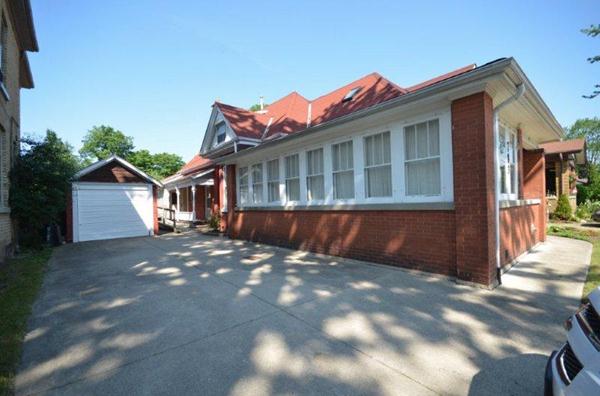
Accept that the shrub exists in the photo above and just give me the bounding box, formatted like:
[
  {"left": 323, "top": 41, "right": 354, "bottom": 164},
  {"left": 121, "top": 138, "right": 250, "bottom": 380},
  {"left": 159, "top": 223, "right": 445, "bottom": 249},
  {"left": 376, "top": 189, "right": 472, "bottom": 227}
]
[
  {"left": 553, "top": 194, "right": 573, "bottom": 221},
  {"left": 575, "top": 200, "right": 600, "bottom": 220},
  {"left": 208, "top": 213, "right": 221, "bottom": 231}
]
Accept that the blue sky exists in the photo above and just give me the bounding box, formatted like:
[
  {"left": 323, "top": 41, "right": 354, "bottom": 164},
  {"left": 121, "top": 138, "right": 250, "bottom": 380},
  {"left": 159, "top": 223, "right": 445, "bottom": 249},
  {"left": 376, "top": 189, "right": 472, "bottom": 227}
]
[{"left": 23, "top": 0, "right": 599, "bottom": 161}]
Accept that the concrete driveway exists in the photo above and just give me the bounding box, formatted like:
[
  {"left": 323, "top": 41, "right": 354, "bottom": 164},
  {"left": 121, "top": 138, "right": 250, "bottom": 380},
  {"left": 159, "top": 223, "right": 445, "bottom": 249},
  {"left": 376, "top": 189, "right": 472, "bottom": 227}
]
[{"left": 16, "top": 233, "right": 591, "bottom": 395}]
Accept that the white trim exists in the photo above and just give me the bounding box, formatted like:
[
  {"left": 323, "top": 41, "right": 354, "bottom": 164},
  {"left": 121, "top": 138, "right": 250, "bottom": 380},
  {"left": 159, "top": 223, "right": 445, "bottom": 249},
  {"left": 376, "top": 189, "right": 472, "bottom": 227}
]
[
  {"left": 74, "top": 155, "right": 163, "bottom": 187},
  {"left": 233, "top": 106, "right": 453, "bottom": 208}
]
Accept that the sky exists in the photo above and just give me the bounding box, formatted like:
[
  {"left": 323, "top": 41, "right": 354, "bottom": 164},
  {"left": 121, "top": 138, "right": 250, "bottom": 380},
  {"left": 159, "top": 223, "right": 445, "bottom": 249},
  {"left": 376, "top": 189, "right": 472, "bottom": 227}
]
[{"left": 22, "top": 0, "right": 600, "bottom": 162}]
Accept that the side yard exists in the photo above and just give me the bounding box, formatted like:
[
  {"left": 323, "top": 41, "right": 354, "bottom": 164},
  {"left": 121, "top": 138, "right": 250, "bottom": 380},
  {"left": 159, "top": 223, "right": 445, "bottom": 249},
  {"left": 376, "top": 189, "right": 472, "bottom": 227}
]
[
  {"left": 548, "top": 224, "right": 600, "bottom": 299},
  {"left": 0, "top": 249, "right": 52, "bottom": 395}
]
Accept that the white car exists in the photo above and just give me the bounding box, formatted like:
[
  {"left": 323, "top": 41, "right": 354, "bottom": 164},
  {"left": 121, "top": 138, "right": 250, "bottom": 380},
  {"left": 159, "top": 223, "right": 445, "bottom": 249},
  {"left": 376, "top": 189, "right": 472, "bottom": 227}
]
[{"left": 545, "top": 287, "right": 600, "bottom": 395}]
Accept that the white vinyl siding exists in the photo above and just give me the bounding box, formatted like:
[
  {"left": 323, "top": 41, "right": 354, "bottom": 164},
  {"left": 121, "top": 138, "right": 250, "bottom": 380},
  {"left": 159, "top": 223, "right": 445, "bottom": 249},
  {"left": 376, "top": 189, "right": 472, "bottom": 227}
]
[
  {"left": 306, "top": 148, "right": 324, "bottom": 201},
  {"left": 251, "top": 163, "right": 263, "bottom": 204},
  {"left": 332, "top": 141, "right": 354, "bottom": 200},
  {"left": 285, "top": 154, "right": 300, "bottom": 202},
  {"left": 267, "top": 159, "right": 280, "bottom": 202},
  {"left": 364, "top": 131, "right": 392, "bottom": 198},
  {"left": 238, "top": 166, "right": 249, "bottom": 205},
  {"left": 404, "top": 119, "right": 441, "bottom": 196}
]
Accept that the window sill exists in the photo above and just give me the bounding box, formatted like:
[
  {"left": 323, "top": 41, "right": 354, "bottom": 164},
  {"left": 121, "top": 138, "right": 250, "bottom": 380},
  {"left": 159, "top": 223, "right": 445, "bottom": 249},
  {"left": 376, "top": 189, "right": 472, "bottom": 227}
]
[
  {"left": 235, "top": 202, "right": 454, "bottom": 212},
  {"left": 499, "top": 199, "right": 541, "bottom": 209},
  {"left": 0, "top": 207, "right": 10, "bottom": 214}
]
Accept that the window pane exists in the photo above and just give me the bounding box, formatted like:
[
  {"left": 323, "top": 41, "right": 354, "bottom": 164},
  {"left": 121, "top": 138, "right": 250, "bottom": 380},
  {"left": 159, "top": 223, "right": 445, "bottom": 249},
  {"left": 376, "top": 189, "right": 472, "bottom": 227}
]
[
  {"left": 334, "top": 170, "right": 354, "bottom": 199},
  {"left": 416, "top": 122, "right": 428, "bottom": 158},
  {"left": 267, "top": 159, "right": 279, "bottom": 181},
  {"left": 267, "top": 159, "right": 279, "bottom": 202},
  {"left": 285, "top": 154, "right": 299, "bottom": 178},
  {"left": 286, "top": 179, "right": 300, "bottom": 201},
  {"left": 239, "top": 166, "right": 249, "bottom": 205},
  {"left": 428, "top": 120, "right": 439, "bottom": 156},
  {"left": 307, "top": 148, "right": 323, "bottom": 176},
  {"left": 307, "top": 175, "right": 324, "bottom": 200},
  {"left": 405, "top": 126, "right": 416, "bottom": 160},
  {"left": 252, "top": 164, "right": 263, "bottom": 204},
  {"left": 405, "top": 158, "right": 440, "bottom": 196},
  {"left": 268, "top": 182, "right": 279, "bottom": 202},
  {"left": 366, "top": 165, "right": 392, "bottom": 197},
  {"left": 383, "top": 131, "right": 391, "bottom": 163}
]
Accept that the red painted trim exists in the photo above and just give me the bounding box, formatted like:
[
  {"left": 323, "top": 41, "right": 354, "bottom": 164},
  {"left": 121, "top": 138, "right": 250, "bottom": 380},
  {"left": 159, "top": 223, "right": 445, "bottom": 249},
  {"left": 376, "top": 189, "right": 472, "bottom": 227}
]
[{"left": 152, "top": 185, "right": 159, "bottom": 235}]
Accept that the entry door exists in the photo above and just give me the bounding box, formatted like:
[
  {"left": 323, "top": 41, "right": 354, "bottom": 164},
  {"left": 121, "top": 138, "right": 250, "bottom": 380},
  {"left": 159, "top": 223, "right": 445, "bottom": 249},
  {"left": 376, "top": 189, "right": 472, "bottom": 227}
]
[{"left": 205, "top": 189, "right": 212, "bottom": 219}]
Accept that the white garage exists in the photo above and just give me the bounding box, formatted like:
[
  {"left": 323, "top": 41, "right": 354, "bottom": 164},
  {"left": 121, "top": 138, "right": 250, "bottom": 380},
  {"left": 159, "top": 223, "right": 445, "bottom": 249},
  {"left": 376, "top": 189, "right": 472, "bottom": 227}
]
[{"left": 69, "top": 155, "right": 162, "bottom": 243}]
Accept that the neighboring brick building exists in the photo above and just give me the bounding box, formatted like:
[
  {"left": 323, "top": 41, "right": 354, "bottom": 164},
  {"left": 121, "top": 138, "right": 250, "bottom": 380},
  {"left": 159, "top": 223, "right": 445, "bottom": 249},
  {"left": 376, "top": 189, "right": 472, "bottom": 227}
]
[
  {"left": 0, "top": 0, "right": 37, "bottom": 261},
  {"left": 166, "top": 57, "right": 565, "bottom": 288}
]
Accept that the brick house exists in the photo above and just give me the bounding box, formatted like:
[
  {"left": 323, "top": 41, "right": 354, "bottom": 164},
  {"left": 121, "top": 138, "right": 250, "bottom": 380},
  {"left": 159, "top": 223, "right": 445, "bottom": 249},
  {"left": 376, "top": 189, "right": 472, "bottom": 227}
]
[
  {"left": 165, "top": 57, "right": 564, "bottom": 288},
  {"left": 0, "top": 0, "right": 37, "bottom": 261}
]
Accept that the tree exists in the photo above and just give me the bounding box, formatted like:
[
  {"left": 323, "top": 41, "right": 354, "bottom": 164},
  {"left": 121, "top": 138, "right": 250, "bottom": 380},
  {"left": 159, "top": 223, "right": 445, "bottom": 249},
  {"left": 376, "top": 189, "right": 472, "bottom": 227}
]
[
  {"left": 566, "top": 118, "right": 600, "bottom": 164},
  {"left": 79, "top": 125, "right": 134, "bottom": 162},
  {"left": 10, "top": 131, "right": 80, "bottom": 247},
  {"left": 582, "top": 24, "right": 600, "bottom": 99},
  {"left": 249, "top": 103, "right": 268, "bottom": 112},
  {"left": 128, "top": 150, "right": 183, "bottom": 180}
]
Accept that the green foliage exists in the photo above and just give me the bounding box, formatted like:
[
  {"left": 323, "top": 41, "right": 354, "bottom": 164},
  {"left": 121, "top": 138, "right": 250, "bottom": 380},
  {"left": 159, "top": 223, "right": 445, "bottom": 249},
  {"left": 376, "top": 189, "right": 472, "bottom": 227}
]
[
  {"left": 553, "top": 194, "right": 573, "bottom": 221},
  {"left": 79, "top": 125, "right": 134, "bottom": 163},
  {"left": 0, "top": 248, "right": 52, "bottom": 394},
  {"left": 128, "top": 151, "right": 184, "bottom": 180},
  {"left": 10, "top": 131, "right": 80, "bottom": 247},
  {"left": 575, "top": 200, "right": 600, "bottom": 220},
  {"left": 249, "top": 103, "right": 268, "bottom": 112},
  {"left": 566, "top": 118, "right": 600, "bottom": 164},
  {"left": 208, "top": 213, "right": 221, "bottom": 231},
  {"left": 582, "top": 24, "right": 600, "bottom": 98}
]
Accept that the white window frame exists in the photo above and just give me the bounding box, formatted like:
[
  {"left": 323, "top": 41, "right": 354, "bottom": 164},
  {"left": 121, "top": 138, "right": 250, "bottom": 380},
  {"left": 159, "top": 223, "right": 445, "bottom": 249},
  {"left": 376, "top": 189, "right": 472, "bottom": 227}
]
[
  {"left": 238, "top": 166, "right": 249, "bottom": 205},
  {"left": 331, "top": 140, "right": 355, "bottom": 201},
  {"left": 266, "top": 158, "right": 280, "bottom": 203},
  {"left": 363, "top": 131, "right": 393, "bottom": 199},
  {"left": 233, "top": 107, "right": 453, "bottom": 208},
  {"left": 498, "top": 123, "right": 519, "bottom": 201},
  {"left": 251, "top": 163, "right": 263, "bottom": 204},
  {"left": 306, "top": 147, "right": 325, "bottom": 202},
  {"left": 284, "top": 153, "right": 300, "bottom": 203},
  {"left": 403, "top": 119, "right": 442, "bottom": 198}
]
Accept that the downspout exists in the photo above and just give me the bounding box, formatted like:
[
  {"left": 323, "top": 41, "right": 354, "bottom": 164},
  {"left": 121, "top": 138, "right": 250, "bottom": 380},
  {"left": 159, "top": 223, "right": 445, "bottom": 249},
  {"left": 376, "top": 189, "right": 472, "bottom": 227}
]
[{"left": 493, "top": 83, "right": 525, "bottom": 285}]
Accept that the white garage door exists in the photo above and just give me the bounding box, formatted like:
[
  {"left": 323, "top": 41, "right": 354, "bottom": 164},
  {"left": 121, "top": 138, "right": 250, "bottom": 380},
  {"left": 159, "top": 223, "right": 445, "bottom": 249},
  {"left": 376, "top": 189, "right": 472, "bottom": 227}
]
[{"left": 73, "top": 183, "right": 154, "bottom": 242}]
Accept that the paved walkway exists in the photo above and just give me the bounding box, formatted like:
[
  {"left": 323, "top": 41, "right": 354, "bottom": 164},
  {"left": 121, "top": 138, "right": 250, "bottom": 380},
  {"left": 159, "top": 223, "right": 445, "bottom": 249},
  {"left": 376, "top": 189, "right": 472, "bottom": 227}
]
[{"left": 16, "top": 234, "right": 591, "bottom": 395}]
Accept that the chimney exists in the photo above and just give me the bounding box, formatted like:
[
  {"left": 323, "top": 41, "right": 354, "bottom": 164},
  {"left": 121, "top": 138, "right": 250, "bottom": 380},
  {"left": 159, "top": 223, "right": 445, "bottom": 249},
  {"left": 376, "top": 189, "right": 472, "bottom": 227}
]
[{"left": 259, "top": 96, "right": 264, "bottom": 111}]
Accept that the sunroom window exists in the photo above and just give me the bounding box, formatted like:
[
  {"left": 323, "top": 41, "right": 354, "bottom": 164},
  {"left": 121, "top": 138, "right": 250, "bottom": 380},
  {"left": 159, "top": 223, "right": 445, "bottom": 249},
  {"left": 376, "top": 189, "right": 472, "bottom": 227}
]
[
  {"left": 238, "top": 166, "right": 249, "bottom": 205},
  {"left": 499, "top": 125, "right": 518, "bottom": 199},
  {"left": 364, "top": 131, "right": 392, "bottom": 198},
  {"left": 306, "top": 148, "right": 324, "bottom": 201},
  {"left": 285, "top": 154, "right": 300, "bottom": 202},
  {"left": 332, "top": 141, "right": 355, "bottom": 199},
  {"left": 267, "top": 159, "right": 280, "bottom": 202},
  {"left": 251, "top": 163, "right": 263, "bottom": 204},
  {"left": 404, "top": 119, "right": 441, "bottom": 196}
]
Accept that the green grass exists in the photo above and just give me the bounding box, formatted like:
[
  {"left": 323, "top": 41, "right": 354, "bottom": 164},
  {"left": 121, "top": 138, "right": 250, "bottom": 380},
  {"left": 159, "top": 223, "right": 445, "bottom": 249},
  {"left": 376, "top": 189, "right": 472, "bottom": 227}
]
[
  {"left": 0, "top": 248, "right": 52, "bottom": 396},
  {"left": 547, "top": 225, "right": 600, "bottom": 300}
]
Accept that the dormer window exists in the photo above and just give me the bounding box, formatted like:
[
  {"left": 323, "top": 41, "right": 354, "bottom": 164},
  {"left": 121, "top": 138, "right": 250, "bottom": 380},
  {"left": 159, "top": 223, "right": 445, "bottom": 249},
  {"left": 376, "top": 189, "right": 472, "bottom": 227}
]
[
  {"left": 214, "top": 122, "right": 227, "bottom": 145},
  {"left": 342, "top": 87, "right": 362, "bottom": 103}
]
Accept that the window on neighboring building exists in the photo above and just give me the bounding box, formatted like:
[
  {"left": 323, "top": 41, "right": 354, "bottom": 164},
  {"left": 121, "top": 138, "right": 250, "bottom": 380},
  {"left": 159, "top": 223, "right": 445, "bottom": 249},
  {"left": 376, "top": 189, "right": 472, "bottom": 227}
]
[
  {"left": 0, "top": 15, "right": 7, "bottom": 85},
  {"left": 364, "top": 131, "right": 392, "bottom": 198},
  {"left": 499, "top": 125, "right": 518, "bottom": 199},
  {"left": 251, "top": 163, "right": 263, "bottom": 204},
  {"left": 239, "top": 166, "right": 249, "bottom": 205},
  {"left": 404, "top": 119, "right": 441, "bottom": 196},
  {"left": 306, "top": 148, "right": 324, "bottom": 201},
  {"left": 267, "top": 159, "right": 280, "bottom": 202},
  {"left": 285, "top": 154, "right": 300, "bottom": 202},
  {"left": 332, "top": 140, "right": 354, "bottom": 199}
]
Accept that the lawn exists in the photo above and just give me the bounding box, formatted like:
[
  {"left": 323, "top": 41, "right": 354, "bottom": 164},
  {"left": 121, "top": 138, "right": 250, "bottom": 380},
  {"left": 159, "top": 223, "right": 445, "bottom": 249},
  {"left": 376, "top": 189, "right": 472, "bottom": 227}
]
[
  {"left": 0, "top": 248, "right": 52, "bottom": 396},
  {"left": 547, "top": 224, "right": 600, "bottom": 300}
]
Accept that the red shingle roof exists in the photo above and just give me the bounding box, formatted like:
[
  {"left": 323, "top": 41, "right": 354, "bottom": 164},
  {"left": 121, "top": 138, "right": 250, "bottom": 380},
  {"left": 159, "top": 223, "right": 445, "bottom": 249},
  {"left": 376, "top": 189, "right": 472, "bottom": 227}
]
[
  {"left": 539, "top": 139, "right": 586, "bottom": 155},
  {"left": 180, "top": 155, "right": 213, "bottom": 176},
  {"left": 213, "top": 64, "right": 478, "bottom": 142}
]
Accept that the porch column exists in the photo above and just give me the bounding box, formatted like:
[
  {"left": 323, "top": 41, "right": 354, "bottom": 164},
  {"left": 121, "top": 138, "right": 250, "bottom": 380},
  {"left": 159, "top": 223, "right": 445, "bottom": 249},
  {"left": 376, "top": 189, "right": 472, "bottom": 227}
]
[
  {"left": 191, "top": 185, "right": 196, "bottom": 221},
  {"left": 175, "top": 187, "right": 181, "bottom": 214}
]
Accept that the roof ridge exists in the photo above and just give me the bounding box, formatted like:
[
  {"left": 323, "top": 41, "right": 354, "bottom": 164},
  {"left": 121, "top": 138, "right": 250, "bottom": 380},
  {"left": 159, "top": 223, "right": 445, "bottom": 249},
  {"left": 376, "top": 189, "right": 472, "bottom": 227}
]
[{"left": 406, "top": 64, "right": 477, "bottom": 92}]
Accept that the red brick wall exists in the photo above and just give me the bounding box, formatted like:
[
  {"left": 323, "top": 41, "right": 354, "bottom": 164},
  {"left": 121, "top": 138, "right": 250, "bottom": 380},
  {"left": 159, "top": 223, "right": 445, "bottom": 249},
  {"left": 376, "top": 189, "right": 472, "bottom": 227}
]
[
  {"left": 500, "top": 205, "right": 539, "bottom": 266},
  {"left": 152, "top": 185, "right": 159, "bottom": 235},
  {"left": 523, "top": 149, "right": 546, "bottom": 242},
  {"left": 451, "top": 92, "right": 497, "bottom": 286},
  {"left": 229, "top": 210, "right": 457, "bottom": 276},
  {"left": 79, "top": 163, "right": 145, "bottom": 183}
]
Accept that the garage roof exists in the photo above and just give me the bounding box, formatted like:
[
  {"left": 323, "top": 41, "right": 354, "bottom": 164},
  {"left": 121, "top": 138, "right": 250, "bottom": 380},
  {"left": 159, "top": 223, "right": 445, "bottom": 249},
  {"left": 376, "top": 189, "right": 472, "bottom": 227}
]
[{"left": 74, "top": 155, "right": 163, "bottom": 187}]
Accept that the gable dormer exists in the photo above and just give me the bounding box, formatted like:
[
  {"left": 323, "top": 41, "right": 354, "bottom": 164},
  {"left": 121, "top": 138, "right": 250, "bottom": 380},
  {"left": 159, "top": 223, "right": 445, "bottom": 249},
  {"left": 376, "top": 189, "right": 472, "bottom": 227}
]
[{"left": 200, "top": 105, "right": 236, "bottom": 156}]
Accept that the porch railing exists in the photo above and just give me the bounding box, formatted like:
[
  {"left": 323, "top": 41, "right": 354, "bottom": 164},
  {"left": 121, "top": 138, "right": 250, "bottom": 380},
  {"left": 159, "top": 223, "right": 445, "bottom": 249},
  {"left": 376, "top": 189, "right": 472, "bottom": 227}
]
[{"left": 158, "top": 207, "right": 177, "bottom": 232}]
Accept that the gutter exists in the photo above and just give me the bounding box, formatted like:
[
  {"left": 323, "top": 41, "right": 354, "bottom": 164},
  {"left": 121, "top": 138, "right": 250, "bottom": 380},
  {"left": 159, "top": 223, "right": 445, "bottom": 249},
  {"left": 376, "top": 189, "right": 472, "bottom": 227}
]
[{"left": 493, "top": 83, "right": 525, "bottom": 285}]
